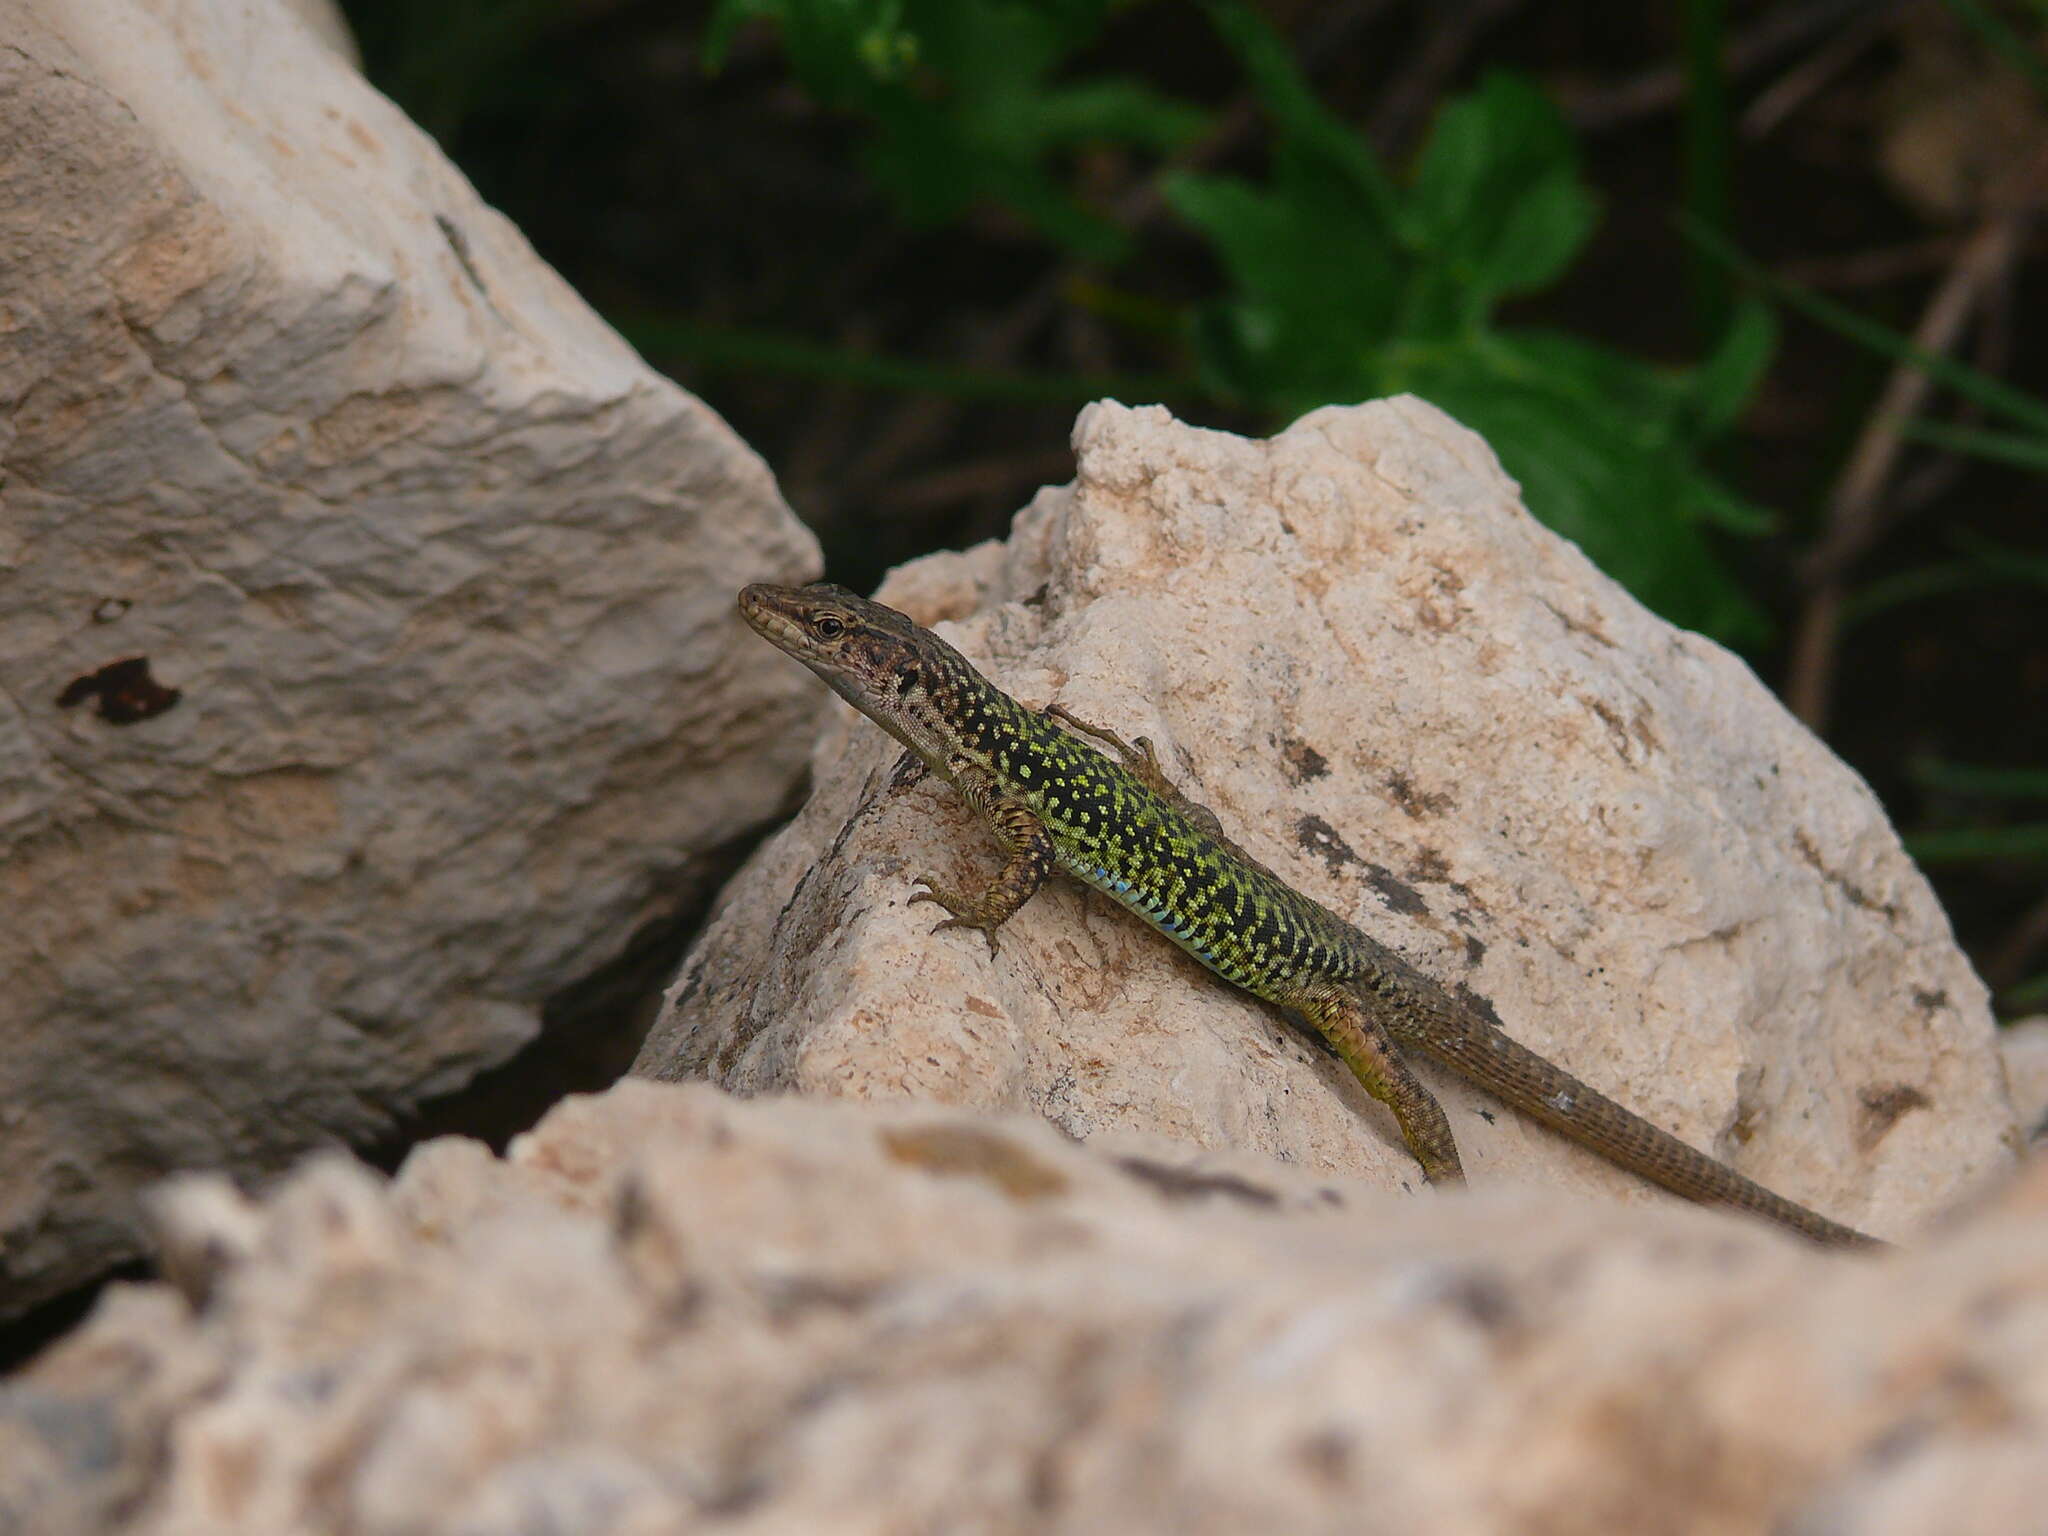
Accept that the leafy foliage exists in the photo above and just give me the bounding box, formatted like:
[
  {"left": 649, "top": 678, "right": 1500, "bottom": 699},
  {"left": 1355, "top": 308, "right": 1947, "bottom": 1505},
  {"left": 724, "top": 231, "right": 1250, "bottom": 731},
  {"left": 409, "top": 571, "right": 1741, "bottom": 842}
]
[
  {"left": 707, "top": 0, "right": 1207, "bottom": 258},
  {"left": 703, "top": 3, "right": 1821, "bottom": 644},
  {"left": 348, "top": 0, "right": 2048, "bottom": 1020},
  {"left": 1168, "top": 9, "right": 1775, "bottom": 643}
]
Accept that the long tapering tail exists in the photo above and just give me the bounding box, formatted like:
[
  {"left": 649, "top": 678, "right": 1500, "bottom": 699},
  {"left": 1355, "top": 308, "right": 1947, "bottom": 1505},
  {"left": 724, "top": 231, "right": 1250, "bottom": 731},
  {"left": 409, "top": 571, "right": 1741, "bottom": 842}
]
[{"left": 1399, "top": 1003, "right": 1880, "bottom": 1248}]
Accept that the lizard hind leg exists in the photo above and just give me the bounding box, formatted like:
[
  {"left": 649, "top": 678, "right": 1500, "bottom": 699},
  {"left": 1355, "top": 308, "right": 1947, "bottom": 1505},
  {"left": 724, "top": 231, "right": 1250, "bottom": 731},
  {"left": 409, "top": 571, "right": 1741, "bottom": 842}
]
[
  {"left": 1043, "top": 703, "right": 1161, "bottom": 780},
  {"left": 1043, "top": 703, "right": 1228, "bottom": 838},
  {"left": 1301, "top": 987, "right": 1466, "bottom": 1186}
]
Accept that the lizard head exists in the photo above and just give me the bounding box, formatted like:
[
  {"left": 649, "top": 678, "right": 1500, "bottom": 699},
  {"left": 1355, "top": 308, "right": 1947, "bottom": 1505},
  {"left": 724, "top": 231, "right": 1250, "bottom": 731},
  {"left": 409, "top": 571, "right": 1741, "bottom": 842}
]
[{"left": 737, "top": 582, "right": 962, "bottom": 726}]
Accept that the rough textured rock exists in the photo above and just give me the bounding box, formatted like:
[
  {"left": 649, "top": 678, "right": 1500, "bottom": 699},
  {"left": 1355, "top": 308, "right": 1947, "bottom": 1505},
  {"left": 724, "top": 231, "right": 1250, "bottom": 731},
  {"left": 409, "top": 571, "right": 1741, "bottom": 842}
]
[
  {"left": 637, "top": 399, "right": 2014, "bottom": 1241},
  {"left": 0, "top": 0, "right": 820, "bottom": 1314},
  {"left": 2003, "top": 1017, "right": 2048, "bottom": 1144},
  {"left": 4, "top": 1080, "right": 2046, "bottom": 1535}
]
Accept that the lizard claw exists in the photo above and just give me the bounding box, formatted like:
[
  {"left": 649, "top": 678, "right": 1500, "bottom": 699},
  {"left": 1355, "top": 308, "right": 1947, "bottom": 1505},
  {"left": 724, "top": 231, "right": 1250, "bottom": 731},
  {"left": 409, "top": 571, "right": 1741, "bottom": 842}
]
[
  {"left": 931, "top": 913, "right": 1001, "bottom": 956},
  {"left": 908, "top": 882, "right": 1001, "bottom": 956},
  {"left": 906, "top": 879, "right": 962, "bottom": 915}
]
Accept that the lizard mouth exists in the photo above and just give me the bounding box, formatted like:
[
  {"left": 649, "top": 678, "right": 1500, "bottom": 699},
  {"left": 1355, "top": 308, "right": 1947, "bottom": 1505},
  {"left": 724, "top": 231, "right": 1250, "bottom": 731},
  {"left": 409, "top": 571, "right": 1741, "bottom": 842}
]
[{"left": 736, "top": 583, "right": 809, "bottom": 655}]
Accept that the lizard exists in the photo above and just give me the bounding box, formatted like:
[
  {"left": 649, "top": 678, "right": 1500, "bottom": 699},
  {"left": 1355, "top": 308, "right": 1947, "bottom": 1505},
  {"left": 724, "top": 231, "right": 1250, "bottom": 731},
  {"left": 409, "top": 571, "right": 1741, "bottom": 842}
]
[{"left": 738, "top": 581, "right": 1880, "bottom": 1249}]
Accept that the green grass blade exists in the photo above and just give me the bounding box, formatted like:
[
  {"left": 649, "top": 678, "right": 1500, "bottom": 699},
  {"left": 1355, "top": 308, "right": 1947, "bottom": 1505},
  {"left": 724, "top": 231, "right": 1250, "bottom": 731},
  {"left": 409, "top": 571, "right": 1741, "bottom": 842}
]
[
  {"left": 1901, "top": 418, "right": 2048, "bottom": 471},
  {"left": 1909, "top": 757, "right": 2048, "bottom": 800},
  {"left": 1905, "top": 823, "right": 2048, "bottom": 865},
  {"left": 1683, "top": 218, "right": 2048, "bottom": 435}
]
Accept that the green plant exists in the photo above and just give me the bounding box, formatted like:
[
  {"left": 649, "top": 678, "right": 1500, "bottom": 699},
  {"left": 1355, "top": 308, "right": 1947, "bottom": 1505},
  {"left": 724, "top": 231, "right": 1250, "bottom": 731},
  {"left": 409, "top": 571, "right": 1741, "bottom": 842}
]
[
  {"left": 1166, "top": 6, "right": 1775, "bottom": 644},
  {"left": 707, "top": 0, "right": 1206, "bottom": 258},
  {"left": 1905, "top": 756, "right": 2048, "bottom": 876},
  {"left": 706, "top": 0, "right": 1780, "bottom": 644}
]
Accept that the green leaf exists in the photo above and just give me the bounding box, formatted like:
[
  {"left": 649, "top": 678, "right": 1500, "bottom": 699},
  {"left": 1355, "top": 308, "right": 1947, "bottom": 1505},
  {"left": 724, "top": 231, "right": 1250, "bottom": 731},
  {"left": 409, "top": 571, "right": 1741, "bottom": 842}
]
[
  {"left": 1407, "top": 79, "right": 1499, "bottom": 243},
  {"left": 1482, "top": 171, "right": 1598, "bottom": 301},
  {"left": 1400, "top": 335, "right": 1772, "bottom": 644},
  {"left": 1905, "top": 822, "right": 2048, "bottom": 865},
  {"left": 1164, "top": 166, "right": 1399, "bottom": 401},
  {"left": 1908, "top": 757, "right": 2048, "bottom": 801},
  {"left": 1680, "top": 476, "right": 1776, "bottom": 537},
  {"left": 1842, "top": 556, "right": 2048, "bottom": 628},
  {"left": 1166, "top": 50, "right": 1766, "bottom": 645},
  {"left": 711, "top": 0, "right": 1207, "bottom": 258},
  {"left": 1691, "top": 296, "right": 1776, "bottom": 431},
  {"left": 1901, "top": 419, "right": 2048, "bottom": 473},
  {"left": 748, "top": 0, "right": 918, "bottom": 101},
  {"left": 1197, "top": 0, "right": 1402, "bottom": 229},
  {"left": 1481, "top": 329, "right": 1681, "bottom": 408},
  {"left": 1020, "top": 79, "right": 1209, "bottom": 150},
  {"left": 1406, "top": 73, "right": 1594, "bottom": 313}
]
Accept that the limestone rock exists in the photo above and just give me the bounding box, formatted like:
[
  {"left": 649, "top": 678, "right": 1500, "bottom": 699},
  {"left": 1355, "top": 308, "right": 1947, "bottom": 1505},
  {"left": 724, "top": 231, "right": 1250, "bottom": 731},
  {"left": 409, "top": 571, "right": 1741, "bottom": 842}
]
[
  {"left": 4, "top": 1080, "right": 2047, "bottom": 1534},
  {"left": 278, "top": 0, "right": 360, "bottom": 66},
  {"left": 636, "top": 398, "right": 2013, "bottom": 1242},
  {"left": 0, "top": 0, "right": 820, "bottom": 1313},
  {"left": 2002, "top": 1016, "right": 2048, "bottom": 1145}
]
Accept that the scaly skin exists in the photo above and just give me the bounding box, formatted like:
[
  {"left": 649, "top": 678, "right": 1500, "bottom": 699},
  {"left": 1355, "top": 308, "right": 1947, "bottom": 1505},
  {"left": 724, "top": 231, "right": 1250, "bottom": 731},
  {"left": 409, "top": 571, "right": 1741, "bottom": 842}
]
[{"left": 739, "top": 581, "right": 1879, "bottom": 1249}]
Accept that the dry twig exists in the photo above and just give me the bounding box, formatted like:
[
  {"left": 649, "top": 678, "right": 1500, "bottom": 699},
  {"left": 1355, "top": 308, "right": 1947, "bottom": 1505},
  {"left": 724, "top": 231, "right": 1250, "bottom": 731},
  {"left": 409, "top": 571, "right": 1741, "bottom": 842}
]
[{"left": 1784, "top": 214, "right": 2025, "bottom": 728}]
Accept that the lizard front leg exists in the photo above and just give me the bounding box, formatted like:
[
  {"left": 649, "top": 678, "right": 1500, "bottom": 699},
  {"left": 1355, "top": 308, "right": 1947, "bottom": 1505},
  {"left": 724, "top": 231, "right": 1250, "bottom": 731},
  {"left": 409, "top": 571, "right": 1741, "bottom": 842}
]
[{"left": 908, "top": 773, "right": 1055, "bottom": 956}]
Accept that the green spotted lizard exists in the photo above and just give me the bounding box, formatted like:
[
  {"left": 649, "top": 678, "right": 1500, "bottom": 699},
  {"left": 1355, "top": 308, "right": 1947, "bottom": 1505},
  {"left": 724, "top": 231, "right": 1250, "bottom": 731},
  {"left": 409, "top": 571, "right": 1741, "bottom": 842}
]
[{"left": 739, "top": 582, "right": 1878, "bottom": 1248}]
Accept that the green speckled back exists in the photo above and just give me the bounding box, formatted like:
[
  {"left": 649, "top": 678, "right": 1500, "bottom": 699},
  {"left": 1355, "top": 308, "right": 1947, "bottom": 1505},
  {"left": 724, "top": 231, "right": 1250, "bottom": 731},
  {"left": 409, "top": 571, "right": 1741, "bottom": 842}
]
[{"left": 935, "top": 663, "right": 1362, "bottom": 1003}]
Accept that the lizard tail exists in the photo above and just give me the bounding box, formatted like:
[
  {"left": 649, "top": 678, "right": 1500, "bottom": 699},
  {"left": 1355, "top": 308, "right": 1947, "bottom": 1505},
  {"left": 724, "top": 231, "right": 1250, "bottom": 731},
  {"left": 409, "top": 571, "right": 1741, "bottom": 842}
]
[{"left": 1399, "top": 1003, "right": 1882, "bottom": 1249}]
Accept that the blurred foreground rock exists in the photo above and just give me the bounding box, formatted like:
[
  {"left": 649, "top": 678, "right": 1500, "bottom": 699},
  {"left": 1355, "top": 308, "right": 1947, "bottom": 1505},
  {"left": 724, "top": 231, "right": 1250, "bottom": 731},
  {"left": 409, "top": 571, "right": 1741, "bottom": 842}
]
[
  {"left": 637, "top": 398, "right": 2014, "bottom": 1240},
  {"left": 2003, "top": 1017, "right": 2048, "bottom": 1145},
  {"left": 0, "top": 0, "right": 819, "bottom": 1313},
  {"left": 3, "top": 1080, "right": 2045, "bottom": 1535}
]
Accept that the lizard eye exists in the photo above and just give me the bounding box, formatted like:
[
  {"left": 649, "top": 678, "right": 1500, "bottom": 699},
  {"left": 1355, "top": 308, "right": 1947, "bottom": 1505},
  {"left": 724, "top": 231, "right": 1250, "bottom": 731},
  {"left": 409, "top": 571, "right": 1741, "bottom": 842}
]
[{"left": 814, "top": 615, "right": 846, "bottom": 639}]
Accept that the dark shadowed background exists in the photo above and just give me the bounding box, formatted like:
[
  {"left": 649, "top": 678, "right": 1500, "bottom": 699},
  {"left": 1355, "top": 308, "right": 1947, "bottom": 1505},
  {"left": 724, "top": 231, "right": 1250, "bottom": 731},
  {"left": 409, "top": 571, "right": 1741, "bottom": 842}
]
[{"left": 338, "top": 0, "right": 2047, "bottom": 1010}]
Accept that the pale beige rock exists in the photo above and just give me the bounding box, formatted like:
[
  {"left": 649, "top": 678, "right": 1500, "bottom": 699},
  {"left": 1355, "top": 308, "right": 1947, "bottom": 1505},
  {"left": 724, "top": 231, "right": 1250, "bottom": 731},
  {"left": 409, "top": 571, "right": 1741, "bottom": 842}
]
[
  {"left": 2001, "top": 1016, "right": 2048, "bottom": 1144},
  {"left": 4, "top": 1080, "right": 2046, "bottom": 1535},
  {"left": 0, "top": 0, "right": 819, "bottom": 1313},
  {"left": 637, "top": 398, "right": 2014, "bottom": 1242},
  {"left": 277, "top": 0, "right": 360, "bottom": 66}
]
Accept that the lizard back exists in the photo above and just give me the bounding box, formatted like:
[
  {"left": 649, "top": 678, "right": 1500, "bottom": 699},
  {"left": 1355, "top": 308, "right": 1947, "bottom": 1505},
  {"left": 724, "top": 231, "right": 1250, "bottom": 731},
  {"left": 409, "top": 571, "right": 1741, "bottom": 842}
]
[{"left": 938, "top": 668, "right": 1365, "bottom": 1006}]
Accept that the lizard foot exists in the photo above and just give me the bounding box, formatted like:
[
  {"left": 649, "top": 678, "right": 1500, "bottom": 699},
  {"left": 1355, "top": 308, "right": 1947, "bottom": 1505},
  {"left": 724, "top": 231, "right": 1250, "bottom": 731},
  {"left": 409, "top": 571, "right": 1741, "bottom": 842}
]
[{"left": 908, "top": 880, "right": 1002, "bottom": 956}]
